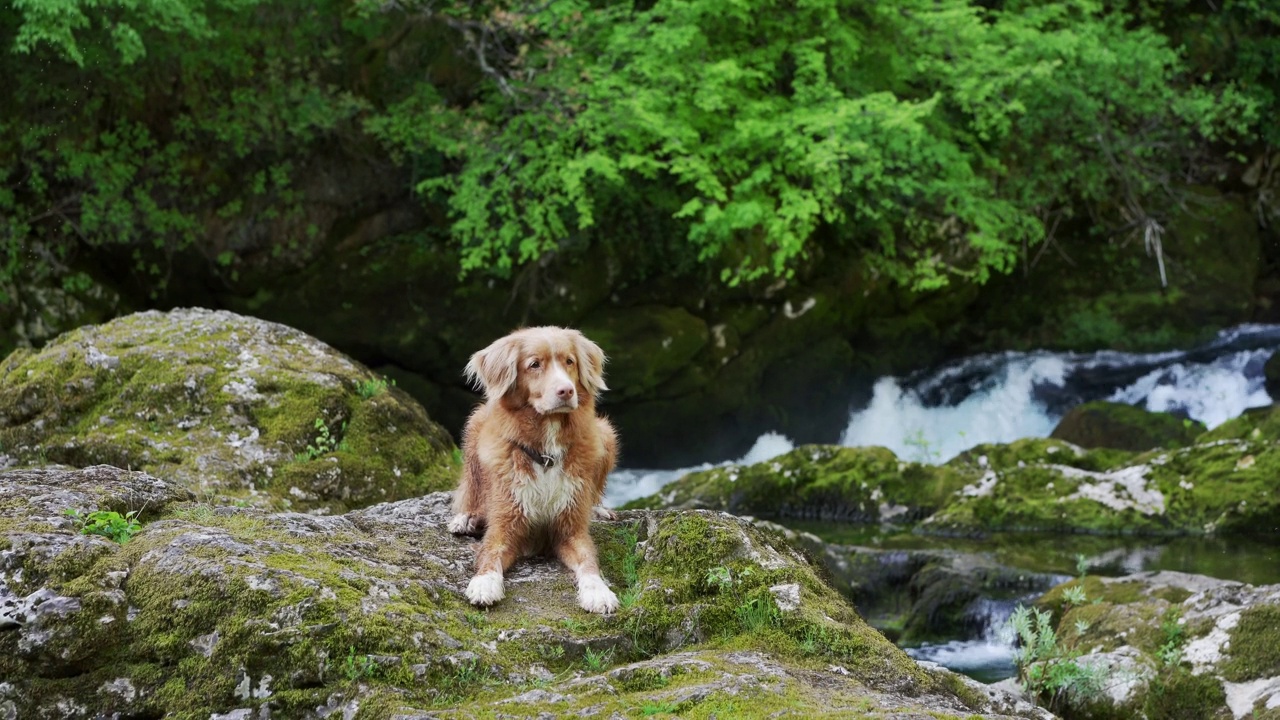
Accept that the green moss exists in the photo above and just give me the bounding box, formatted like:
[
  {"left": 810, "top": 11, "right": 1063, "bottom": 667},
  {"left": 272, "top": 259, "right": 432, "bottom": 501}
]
[
  {"left": 950, "top": 437, "right": 1134, "bottom": 473},
  {"left": 1220, "top": 604, "right": 1280, "bottom": 681},
  {"left": 578, "top": 305, "right": 709, "bottom": 401},
  {"left": 625, "top": 445, "right": 971, "bottom": 526},
  {"left": 1139, "top": 669, "right": 1228, "bottom": 720},
  {"left": 1151, "top": 587, "right": 1193, "bottom": 605},
  {"left": 0, "top": 309, "right": 459, "bottom": 513},
  {"left": 1, "top": 470, "right": 1018, "bottom": 720},
  {"left": 1050, "top": 401, "right": 1206, "bottom": 452}
]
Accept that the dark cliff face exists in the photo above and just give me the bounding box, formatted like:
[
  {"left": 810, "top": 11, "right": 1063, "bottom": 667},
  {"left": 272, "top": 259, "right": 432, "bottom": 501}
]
[{"left": 2, "top": 128, "right": 1267, "bottom": 469}]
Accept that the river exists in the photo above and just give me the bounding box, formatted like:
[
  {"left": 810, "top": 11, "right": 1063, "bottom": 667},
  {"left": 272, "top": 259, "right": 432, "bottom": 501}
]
[{"left": 604, "top": 324, "right": 1280, "bottom": 680}]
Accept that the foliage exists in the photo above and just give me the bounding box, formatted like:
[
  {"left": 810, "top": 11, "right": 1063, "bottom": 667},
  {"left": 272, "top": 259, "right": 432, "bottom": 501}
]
[
  {"left": 294, "top": 417, "right": 348, "bottom": 462},
  {"left": 370, "top": 0, "right": 1261, "bottom": 288},
  {"left": 64, "top": 507, "right": 142, "bottom": 544},
  {"left": 1, "top": 0, "right": 383, "bottom": 299},
  {"left": 582, "top": 646, "right": 614, "bottom": 672},
  {"left": 343, "top": 646, "right": 377, "bottom": 681},
  {"left": 1075, "top": 553, "right": 1091, "bottom": 578},
  {"left": 641, "top": 701, "right": 679, "bottom": 716},
  {"left": 3, "top": 0, "right": 1272, "bottom": 296},
  {"left": 705, "top": 565, "right": 780, "bottom": 633},
  {"left": 1008, "top": 599, "right": 1108, "bottom": 712},
  {"left": 1157, "top": 608, "right": 1186, "bottom": 666},
  {"left": 356, "top": 376, "right": 396, "bottom": 399},
  {"left": 605, "top": 523, "right": 643, "bottom": 608}
]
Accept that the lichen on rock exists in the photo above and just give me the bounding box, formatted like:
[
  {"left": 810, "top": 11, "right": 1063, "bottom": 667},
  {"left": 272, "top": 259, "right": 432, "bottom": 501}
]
[
  {"left": 0, "top": 308, "right": 458, "bottom": 513},
  {"left": 623, "top": 444, "right": 973, "bottom": 525},
  {"left": 1028, "top": 570, "right": 1280, "bottom": 719},
  {"left": 0, "top": 465, "right": 1047, "bottom": 719}
]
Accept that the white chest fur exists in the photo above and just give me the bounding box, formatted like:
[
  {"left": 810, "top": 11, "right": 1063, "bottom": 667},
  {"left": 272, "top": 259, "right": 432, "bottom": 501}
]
[
  {"left": 512, "top": 423, "right": 578, "bottom": 525},
  {"left": 513, "top": 464, "right": 580, "bottom": 525}
]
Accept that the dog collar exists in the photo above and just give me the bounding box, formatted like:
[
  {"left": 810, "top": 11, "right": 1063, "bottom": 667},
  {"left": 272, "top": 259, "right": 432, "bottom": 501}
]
[{"left": 514, "top": 443, "right": 556, "bottom": 468}]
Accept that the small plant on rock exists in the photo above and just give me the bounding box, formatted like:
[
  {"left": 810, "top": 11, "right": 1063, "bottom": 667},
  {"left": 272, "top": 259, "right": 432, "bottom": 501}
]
[
  {"left": 582, "top": 646, "right": 614, "bottom": 672},
  {"left": 903, "top": 427, "right": 939, "bottom": 463},
  {"left": 706, "top": 565, "right": 779, "bottom": 633},
  {"left": 605, "top": 523, "right": 643, "bottom": 608},
  {"left": 295, "top": 418, "right": 349, "bottom": 462},
  {"left": 1007, "top": 601, "right": 1108, "bottom": 712},
  {"left": 1075, "top": 553, "right": 1091, "bottom": 577},
  {"left": 64, "top": 508, "right": 142, "bottom": 544},
  {"left": 1061, "top": 584, "right": 1089, "bottom": 608},
  {"left": 356, "top": 376, "right": 395, "bottom": 399},
  {"left": 343, "top": 646, "right": 377, "bottom": 681},
  {"left": 641, "top": 701, "right": 679, "bottom": 716},
  {"left": 736, "top": 596, "right": 780, "bottom": 632}
]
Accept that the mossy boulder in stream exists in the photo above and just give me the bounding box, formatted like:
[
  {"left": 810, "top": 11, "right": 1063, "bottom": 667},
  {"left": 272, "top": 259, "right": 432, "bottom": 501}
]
[
  {"left": 1050, "top": 400, "right": 1206, "bottom": 452},
  {"left": 923, "top": 434, "right": 1280, "bottom": 536},
  {"left": 0, "top": 465, "right": 1049, "bottom": 719},
  {"left": 0, "top": 308, "right": 458, "bottom": 513},
  {"left": 632, "top": 433, "right": 1279, "bottom": 536},
  {"left": 623, "top": 444, "right": 974, "bottom": 523},
  {"left": 1023, "top": 570, "right": 1280, "bottom": 718}
]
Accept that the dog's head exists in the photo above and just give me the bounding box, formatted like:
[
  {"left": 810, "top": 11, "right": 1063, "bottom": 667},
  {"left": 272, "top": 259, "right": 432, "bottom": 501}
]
[{"left": 465, "top": 327, "right": 608, "bottom": 414}]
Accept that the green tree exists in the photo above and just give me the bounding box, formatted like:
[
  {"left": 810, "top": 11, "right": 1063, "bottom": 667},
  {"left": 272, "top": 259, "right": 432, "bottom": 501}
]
[{"left": 370, "top": 0, "right": 1259, "bottom": 288}]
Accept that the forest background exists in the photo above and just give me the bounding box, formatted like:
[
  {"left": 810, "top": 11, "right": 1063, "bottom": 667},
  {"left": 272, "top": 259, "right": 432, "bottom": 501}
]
[{"left": 2, "top": 0, "right": 1278, "bottom": 466}]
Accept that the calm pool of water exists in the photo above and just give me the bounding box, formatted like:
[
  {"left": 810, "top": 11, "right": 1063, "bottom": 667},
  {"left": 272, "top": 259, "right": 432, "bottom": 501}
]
[{"left": 787, "top": 522, "right": 1280, "bottom": 585}]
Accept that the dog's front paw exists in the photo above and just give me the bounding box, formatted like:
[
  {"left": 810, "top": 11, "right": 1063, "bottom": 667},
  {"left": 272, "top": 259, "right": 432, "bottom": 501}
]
[
  {"left": 577, "top": 574, "right": 619, "bottom": 614},
  {"left": 591, "top": 505, "right": 618, "bottom": 521},
  {"left": 465, "top": 572, "right": 505, "bottom": 606},
  {"left": 448, "top": 513, "right": 481, "bottom": 536}
]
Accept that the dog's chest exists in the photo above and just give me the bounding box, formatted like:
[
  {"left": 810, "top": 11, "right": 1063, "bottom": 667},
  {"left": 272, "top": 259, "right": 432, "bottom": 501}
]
[
  {"left": 513, "top": 426, "right": 579, "bottom": 525},
  {"left": 513, "top": 464, "right": 580, "bottom": 525}
]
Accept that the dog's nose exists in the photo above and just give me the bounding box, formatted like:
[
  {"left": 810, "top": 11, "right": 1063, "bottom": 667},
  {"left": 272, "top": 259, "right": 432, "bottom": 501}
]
[{"left": 557, "top": 385, "right": 575, "bottom": 399}]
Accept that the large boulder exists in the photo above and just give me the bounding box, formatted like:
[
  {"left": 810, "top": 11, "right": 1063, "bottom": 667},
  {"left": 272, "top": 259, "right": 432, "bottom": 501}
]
[
  {"left": 622, "top": 444, "right": 975, "bottom": 523},
  {"left": 1026, "top": 570, "right": 1280, "bottom": 719},
  {"left": 0, "top": 308, "right": 458, "bottom": 513},
  {"left": 1050, "top": 400, "right": 1206, "bottom": 452},
  {"left": 0, "top": 465, "right": 1048, "bottom": 719},
  {"left": 925, "top": 433, "right": 1280, "bottom": 536},
  {"left": 630, "top": 433, "right": 1280, "bottom": 537}
]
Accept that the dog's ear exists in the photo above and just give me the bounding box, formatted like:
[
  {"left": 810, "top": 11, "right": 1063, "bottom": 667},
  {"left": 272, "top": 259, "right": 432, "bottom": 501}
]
[
  {"left": 571, "top": 331, "right": 608, "bottom": 395},
  {"left": 465, "top": 335, "right": 521, "bottom": 399}
]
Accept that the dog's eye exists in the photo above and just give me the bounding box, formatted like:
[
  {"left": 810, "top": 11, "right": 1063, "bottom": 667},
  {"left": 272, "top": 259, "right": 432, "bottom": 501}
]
[
  {"left": 529, "top": 360, "right": 541, "bottom": 370},
  {"left": 565, "top": 357, "right": 575, "bottom": 366}
]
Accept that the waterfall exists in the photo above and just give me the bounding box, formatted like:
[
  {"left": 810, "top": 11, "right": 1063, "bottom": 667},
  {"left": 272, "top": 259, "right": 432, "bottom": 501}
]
[{"left": 605, "top": 324, "right": 1280, "bottom": 504}]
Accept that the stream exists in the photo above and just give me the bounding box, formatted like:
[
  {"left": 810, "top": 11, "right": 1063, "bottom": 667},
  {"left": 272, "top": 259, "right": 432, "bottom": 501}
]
[{"left": 604, "top": 324, "right": 1280, "bottom": 681}]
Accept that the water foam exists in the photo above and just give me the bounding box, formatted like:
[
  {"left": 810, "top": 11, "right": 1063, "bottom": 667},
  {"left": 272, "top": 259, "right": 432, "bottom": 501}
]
[
  {"left": 843, "top": 327, "right": 1279, "bottom": 463},
  {"left": 606, "top": 325, "right": 1280, "bottom": 502},
  {"left": 604, "top": 431, "right": 795, "bottom": 507}
]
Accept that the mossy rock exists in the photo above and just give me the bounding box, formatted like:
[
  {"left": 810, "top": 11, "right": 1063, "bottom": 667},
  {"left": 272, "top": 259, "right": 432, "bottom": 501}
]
[
  {"left": 949, "top": 437, "right": 1135, "bottom": 473},
  {"left": 924, "top": 436, "right": 1280, "bottom": 536},
  {"left": 0, "top": 239, "right": 130, "bottom": 361},
  {"left": 1199, "top": 403, "right": 1280, "bottom": 444},
  {"left": 578, "top": 304, "right": 710, "bottom": 401},
  {"left": 1264, "top": 351, "right": 1280, "bottom": 400},
  {"left": 0, "top": 465, "right": 1047, "bottom": 719},
  {"left": 623, "top": 444, "right": 973, "bottom": 524},
  {"left": 1050, "top": 401, "right": 1206, "bottom": 452},
  {"left": 0, "top": 308, "right": 458, "bottom": 513},
  {"left": 1022, "top": 570, "right": 1280, "bottom": 718},
  {"left": 757, "top": 520, "right": 1065, "bottom": 645}
]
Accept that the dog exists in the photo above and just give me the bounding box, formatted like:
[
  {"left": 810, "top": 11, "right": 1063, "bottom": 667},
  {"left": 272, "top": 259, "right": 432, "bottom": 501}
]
[{"left": 448, "top": 326, "right": 621, "bottom": 614}]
